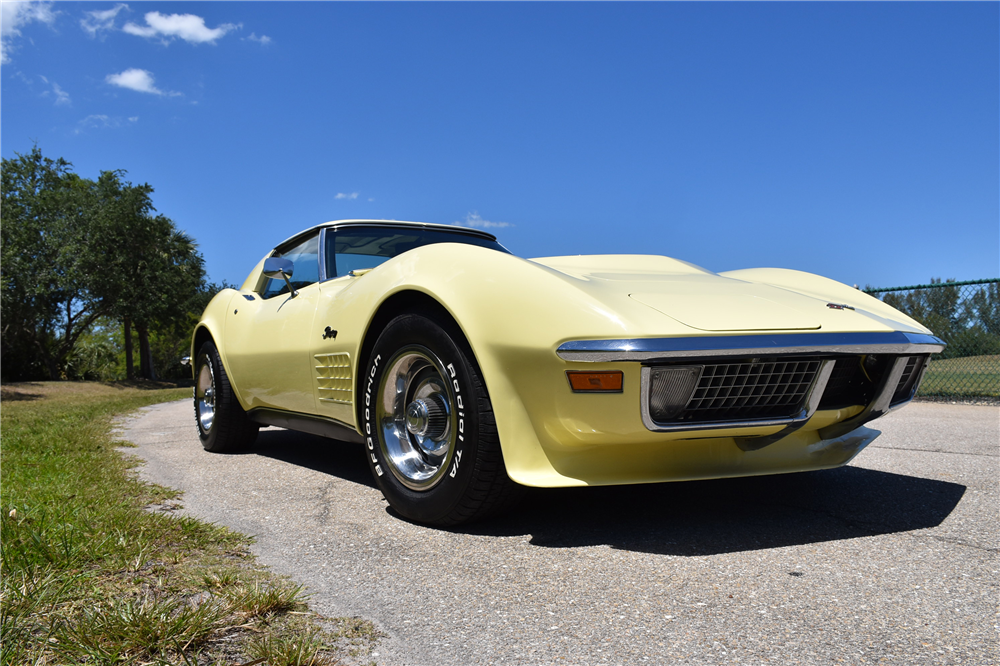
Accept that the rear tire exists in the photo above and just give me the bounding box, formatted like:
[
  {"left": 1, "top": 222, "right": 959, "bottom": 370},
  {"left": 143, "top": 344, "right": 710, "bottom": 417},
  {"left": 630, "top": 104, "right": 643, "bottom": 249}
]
[
  {"left": 362, "top": 314, "right": 520, "bottom": 526},
  {"left": 194, "top": 340, "right": 259, "bottom": 452}
]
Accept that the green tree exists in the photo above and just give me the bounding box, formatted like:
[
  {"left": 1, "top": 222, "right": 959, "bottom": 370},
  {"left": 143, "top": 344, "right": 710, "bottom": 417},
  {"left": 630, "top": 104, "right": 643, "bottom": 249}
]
[
  {"left": 878, "top": 279, "right": 1000, "bottom": 360},
  {"left": 149, "top": 280, "right": 234, "bottom": 380},
  {"left": 882, "top": 278, "right": 964, "bottom": 347},
  {"left": 1, "top": 148, "right": 109, "bottom": 379},
  {"left": 83, "top": 171, "right": 206, "bottom": 380},
  {"left": 2, "top": 147, "right": 209, "bottom": 382},
  {"left": 966, "top": 282, "right": 1000, "bottom": 336},
  {"left": 64, "top": 316, "right": 125, "bottom": 381},
  {"left": 136, "top": 225, "right": 206, "bottom": 380}
]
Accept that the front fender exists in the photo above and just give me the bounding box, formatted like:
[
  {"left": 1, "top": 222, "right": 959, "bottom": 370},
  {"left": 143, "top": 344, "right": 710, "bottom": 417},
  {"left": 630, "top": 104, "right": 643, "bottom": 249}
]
[
  {"left": 335, "top": 244, "right": 705, "bottom": 487},
  {"left": 191, "top": 288, "right": 245, "bottom": 405}
]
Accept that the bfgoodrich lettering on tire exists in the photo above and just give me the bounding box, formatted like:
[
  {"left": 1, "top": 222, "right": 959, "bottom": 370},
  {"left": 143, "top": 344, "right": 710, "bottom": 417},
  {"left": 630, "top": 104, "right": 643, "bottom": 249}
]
[
  {"left": 362, "top": 313, "right": 520, "bottom": 526},
  {"left": 194, "top": 340, "right": 259, "bottom": 453}
]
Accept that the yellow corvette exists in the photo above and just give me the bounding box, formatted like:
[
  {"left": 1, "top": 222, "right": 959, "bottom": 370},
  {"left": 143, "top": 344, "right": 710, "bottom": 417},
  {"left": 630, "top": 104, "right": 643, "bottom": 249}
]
[{"left": 191, "top": 220, "right": 944, "bottom": 525}]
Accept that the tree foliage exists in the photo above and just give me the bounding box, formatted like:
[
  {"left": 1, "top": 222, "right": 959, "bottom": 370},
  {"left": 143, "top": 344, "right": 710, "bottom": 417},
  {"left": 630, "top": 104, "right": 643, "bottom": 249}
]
[
  {"left": 1, "top": 147, "right": 107, "bottom": 379},
  {"left": 1, "top": 146, "right": 207, "bottom": 381},
  {"left": 880, "top": 279, "right": 1000, "bottom": 359},
  {"left": 83, "top": 171, "right": 205, "bottom": 379},
  {"left": 66, "top": 281, "right": 233, "bottom": 382}
]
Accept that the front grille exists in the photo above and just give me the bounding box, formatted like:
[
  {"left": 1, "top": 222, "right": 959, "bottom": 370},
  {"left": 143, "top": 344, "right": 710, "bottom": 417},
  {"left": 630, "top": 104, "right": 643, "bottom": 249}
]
[
  {"left": 648, "top": 358, "right": 821, "bottom": 424},
  {"left": 818, "top": 357, "right": 877, "bottom": 409},
  {"left": 890, "top": 356, "right": 922, "bottom": 406},
  {"left": 642, "top": 352, "right": 932, "bottom": 433}
]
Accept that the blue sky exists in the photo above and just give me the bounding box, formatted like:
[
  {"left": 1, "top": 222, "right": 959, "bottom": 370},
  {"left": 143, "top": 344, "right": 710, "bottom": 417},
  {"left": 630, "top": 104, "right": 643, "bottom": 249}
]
[{"left": 2, "top": 1, "right": 997, "bottom": 289}]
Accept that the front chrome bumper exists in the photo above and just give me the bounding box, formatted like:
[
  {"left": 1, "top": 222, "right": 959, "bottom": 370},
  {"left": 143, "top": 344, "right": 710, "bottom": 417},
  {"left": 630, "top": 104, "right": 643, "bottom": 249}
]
[
  {"left": 557, "top": 331, "right": 944, "bottom": 449},
  {"left": 556, "top": 331, "right": 945, "bottom": 363}
]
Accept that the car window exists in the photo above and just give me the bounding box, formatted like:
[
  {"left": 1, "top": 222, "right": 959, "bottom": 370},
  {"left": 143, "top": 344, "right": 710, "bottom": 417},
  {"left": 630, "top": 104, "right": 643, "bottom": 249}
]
[
  {"left": 260, "top": 233, "right": 320, "bottom": 299},
  {"left": 324, "top": 227, "right": 509, "bottom": 280}
]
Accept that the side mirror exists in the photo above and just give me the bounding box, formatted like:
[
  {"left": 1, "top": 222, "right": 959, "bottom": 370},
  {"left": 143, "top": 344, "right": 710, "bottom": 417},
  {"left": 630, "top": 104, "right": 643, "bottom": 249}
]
[
  {"left": 263, "top": 257, "right": 297, "bottom": 297},
  {"left": 263, "top": 256, "right": 294, "bottom": 278}
]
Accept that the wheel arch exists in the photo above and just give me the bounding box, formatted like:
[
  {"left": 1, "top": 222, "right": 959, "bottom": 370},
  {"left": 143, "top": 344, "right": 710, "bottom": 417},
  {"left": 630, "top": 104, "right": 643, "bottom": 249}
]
[
  {"left": 191, "top": 325, "right": 215, "bottom": 371},
  {"left": 190, "top": 287, "right": 241, "bottom": 402},
  {"left": 354, "top": 289, "right": 480, "bottom": 429}
]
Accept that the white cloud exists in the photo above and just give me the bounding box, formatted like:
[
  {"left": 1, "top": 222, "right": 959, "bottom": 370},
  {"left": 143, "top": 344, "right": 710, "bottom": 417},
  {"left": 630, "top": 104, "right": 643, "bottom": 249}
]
[
  {"left": 49, "top": 80, "right": 70, "bottom": 105},
  {"left": 1, "top": 1, "right": 57, "bottom": 64},
  {"left": 74, "top": 114, "right": 139, "bottom": 134},
  {"left": 80, "top": 3, "right": 128, "bottom": 38},
  {"left": 335, "top": 192, "right": 359, "bottom": 200},
  {"left": 39, "top": 75, "right": 69, "bottom": 104},
  {"left": 105, "top": 68, "right": 180, "bottom": 96},
  {"left": 76, "top": 114, "right": 115, "bottom": 132},
  {"left": 457, "top": 212, "right": 513, "bottom": 229},
  {"left": 123, "top": 11, "right": 237, "bottom": 44},
  {"left": 79, "top": 114, "right": 112, "bottom": 127},
  {"left": 245, "top": 32, "right": 271, "bottom": 45}
]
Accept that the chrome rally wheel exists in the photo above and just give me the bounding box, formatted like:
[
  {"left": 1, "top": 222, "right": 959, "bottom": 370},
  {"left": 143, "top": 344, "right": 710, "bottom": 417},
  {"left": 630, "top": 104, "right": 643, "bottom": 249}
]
[
  {"left": 192, "top": 339, "right": 259, "bottom": 453},
  {"left": 377, "top": 347, "right": 457, "bottom": 491},
  {"left": 195, "top": 352, "right": 216, "bottom": 436},
  {"left": 362, "top": 312, "right": 521, "bottom": 526}
]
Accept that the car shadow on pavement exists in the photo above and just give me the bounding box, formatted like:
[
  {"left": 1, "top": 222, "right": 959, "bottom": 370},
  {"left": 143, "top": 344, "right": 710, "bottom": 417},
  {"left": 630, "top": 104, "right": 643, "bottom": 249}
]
[
  {"left": 473, "top": 467, "right": 967, "bottom": 556},
  {"left": 247, "top": 429, "right": 966, "bottom": 557},
  {"left": 251, "top": 429, "right": 379, "bottom": 489}
]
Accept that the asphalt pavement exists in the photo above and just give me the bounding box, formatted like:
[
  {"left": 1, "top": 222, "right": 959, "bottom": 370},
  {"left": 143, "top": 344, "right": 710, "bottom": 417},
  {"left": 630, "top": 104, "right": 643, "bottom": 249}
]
[{"left": 119, "top": 400, "right": 998, "bottom": 666}]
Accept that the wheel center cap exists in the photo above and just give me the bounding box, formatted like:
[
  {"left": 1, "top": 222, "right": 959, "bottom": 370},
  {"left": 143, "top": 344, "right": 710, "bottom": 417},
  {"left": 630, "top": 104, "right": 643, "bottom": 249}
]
[
  {"left": 404, "top": 395, "right": 448, "bottom": 442},
  {"left": 405, "top": 400, "right": 430, "bottom": 436}
]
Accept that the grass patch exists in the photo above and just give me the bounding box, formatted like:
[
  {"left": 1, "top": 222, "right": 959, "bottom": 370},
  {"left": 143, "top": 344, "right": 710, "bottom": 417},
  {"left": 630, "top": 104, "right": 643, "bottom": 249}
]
[
  {"left": 920, "top": 354, "right": 1000, "bottom": 398},
  {"left": 1, "top": 381, "right": 381, "bottom": 665},
  {"left": 247, "top": 628, "right": 333, "bottom": 666}
]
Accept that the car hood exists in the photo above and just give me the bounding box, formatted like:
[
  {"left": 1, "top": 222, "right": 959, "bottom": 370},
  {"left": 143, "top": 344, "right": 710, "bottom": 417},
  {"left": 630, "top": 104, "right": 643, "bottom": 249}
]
[{"left": 528, "top": 254, "right": 925, "bottom": 335}]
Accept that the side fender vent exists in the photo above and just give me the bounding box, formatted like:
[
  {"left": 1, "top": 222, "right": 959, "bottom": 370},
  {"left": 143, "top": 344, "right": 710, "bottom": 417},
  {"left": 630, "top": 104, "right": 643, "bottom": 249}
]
[{"left": 315, "top": 352, "right": 353, "bottom": 405}]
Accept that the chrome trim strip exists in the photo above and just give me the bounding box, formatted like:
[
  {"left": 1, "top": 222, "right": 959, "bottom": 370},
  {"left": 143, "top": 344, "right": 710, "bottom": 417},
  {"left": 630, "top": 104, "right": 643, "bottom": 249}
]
[
  {"left": 318, "top": 227, "right": 329, "bottom": 282},
  {"left": 276, "top": 219, "right": 498, "bottom": 251},
  {"left": 638, "top": 359, "right": 836, "bottom": 439},
  {"left": 888, "top": 355, "right": 930, "bottom": 412},
  {"left": 557, "top": 332, "right": 945, "bottom": 362},
  {"left": 870, "top": 356, "right": 909, "bottom": 415},
  {"left": 247, "top": 408, "right": 363, "bottom": 444},
  {"left": 810, "top": 425, "right": 881, "bottom": 463}
]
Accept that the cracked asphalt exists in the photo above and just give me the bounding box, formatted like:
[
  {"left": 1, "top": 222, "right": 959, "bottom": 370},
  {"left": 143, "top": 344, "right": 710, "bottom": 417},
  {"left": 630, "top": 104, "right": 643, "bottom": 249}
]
[{"left": 120, "top": 401, "right": 998, "bottom": 665}]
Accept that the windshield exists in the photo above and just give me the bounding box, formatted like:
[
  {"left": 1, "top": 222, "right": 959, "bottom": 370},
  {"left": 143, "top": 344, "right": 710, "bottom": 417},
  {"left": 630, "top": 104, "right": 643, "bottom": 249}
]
[{"left": 324, "top": 226, "right": 509, "bottom": 279}]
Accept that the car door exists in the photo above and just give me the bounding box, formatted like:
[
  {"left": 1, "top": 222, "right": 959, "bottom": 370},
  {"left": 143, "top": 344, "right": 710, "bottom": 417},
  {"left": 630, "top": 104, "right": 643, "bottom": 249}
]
[
  {"left": 224, "top": 232, "right": 324, "bottom": 415},
  {"left": 308, "top": 227, "right": 397, "bottom": 426}
]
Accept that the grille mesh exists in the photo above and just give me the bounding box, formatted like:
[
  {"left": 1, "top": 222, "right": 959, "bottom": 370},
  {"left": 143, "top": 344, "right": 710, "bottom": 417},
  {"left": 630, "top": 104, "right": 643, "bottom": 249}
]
[
  {"left": 650, "top": 358, "right": 821, "bottom": 424},
  {"left": 823, "top": 358, "right": 862, "bottom": 397},
  {"left": 818, "top": 357, "right": 875, "bottom": 409}
]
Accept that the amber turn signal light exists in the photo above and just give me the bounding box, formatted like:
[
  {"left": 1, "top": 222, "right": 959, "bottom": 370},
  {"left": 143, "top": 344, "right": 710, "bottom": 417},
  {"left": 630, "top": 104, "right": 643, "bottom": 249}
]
[{"left": 566, "top": 370, "right": 624, "bottom": 393}]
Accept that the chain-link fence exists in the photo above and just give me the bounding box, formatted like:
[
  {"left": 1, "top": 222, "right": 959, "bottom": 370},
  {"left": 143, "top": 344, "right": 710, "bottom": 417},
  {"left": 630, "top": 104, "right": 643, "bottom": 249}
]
[{"left": 865, "top": 279, "right": 1000, "bottom": 398}]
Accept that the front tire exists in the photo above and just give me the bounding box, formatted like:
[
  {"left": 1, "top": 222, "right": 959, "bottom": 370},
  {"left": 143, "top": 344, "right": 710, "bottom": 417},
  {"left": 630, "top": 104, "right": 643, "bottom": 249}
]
[
  {"left": 362, "top": 314, "right": 520, "bottom": 526},
  {"left": 194, "top": 340, "right": 259, "bottom": 452}
]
